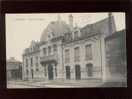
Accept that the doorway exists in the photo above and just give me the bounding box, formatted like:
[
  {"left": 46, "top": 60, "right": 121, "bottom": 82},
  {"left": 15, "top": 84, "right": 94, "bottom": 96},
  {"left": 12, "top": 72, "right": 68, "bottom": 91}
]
[
  {"left": 66, "top": 66, "right": 71, "bottom": 80},
  {"left": 48, "top": 64, "right": 54, "bottom": 80},
  {"left": 75, "top": 65, "right": 81, "bottom": 80}
]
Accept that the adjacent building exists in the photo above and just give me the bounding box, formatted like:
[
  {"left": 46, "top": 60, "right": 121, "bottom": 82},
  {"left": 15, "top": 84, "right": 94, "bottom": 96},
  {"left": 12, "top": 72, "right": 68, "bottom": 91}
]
[
  {"left": 22, "top": 13, "right": 118, "bottom": 82},
  {"left": 7, "top": 57, "right": 22, "bottom": 80},
  {"left": 105, "top": 29, "right": 127, "bottom": 82}
]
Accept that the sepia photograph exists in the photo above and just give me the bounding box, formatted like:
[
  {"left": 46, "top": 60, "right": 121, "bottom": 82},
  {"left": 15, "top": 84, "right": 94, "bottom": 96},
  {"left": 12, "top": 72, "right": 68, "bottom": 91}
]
[{"left": 6, "top": 12, "right": 127, "bottom": 88}]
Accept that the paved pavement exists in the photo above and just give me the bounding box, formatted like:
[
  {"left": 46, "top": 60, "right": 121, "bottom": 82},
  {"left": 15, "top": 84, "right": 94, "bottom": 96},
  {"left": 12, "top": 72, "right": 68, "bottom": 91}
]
[{"left": 7, "top": 80, "right": 103, "bottom": 88}]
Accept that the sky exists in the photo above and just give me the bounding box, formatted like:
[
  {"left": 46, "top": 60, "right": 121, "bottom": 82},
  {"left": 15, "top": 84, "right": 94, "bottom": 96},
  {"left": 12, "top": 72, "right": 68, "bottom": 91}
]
[{"left": 6, "top": 12, "right": 126, "bottom": 61}]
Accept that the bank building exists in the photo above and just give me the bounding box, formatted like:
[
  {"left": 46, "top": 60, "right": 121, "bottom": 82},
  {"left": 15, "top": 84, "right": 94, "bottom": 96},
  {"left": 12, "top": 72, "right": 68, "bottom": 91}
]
[{"left": 22, "top": 13, "right": 116, "bottom": 82}]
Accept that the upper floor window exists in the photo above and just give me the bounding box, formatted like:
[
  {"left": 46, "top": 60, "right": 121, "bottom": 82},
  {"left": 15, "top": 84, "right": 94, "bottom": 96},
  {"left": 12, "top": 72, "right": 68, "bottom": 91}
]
[
  {"left": 85, "top": 44, "right": 92, "bottom": 60},
  {"left": 31, "top": 57, "right": 33, "bottom": 67},
  {"left": 48, "top": 46, "right": 51, "bottom": 55},
  {"left": 43, "top": 48, "right": 47, "bottom": 56},
  {"left": 65, "top": 33, "right": 72, "bottom": 41},
  {"left": 74, "top": 31, "right": 79, "bottom": 39},
  {"left": 26, "top": 69, "right": 29, "bottom": 75},
  {"left": 74, "top": 47, "right": 80, "bottom": 62},
  {"left": 65, "top": 49, "right": 70, "bottom": 63},
  {"left": 53, "top": 44, "right": 57, "bottom": 52},
  {"left": 26, "top": 59, "right": 28, "bottom": 67},
  {"left": 36, "top": 68, "right": 39, "bottom": 72},
  {"left": 36, "top": 56, "right": 38, "bottom": 67}
]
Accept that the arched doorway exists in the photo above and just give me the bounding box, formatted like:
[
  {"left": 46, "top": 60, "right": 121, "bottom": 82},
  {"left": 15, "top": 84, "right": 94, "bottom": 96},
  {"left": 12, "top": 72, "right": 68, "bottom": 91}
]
[
  {"left": 66, "top": 66, "right": 71, "bottom": 80},
  {"left": 86, "top": 63, "right": 93, "bottom": 77},
  {"left": 75, "top": 65, "right": 81, "bottom": 80},
  {"left": 48, "top": 64, "right": 54, "bottom": 80}
]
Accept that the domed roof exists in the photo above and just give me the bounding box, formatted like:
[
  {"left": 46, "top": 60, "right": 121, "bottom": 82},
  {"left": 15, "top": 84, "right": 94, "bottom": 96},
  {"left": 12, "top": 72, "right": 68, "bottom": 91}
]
[{"left": 40, "top": 20, "right": 71, "bottom": 42}]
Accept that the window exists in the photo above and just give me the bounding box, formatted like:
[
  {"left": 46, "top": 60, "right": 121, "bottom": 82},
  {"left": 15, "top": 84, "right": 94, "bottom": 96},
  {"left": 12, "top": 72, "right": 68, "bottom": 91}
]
[
  {"left": 26, "top": 69, "right": 29, "bottom": 75},
  {"left": 74, "top": 31, "right": 79, "bottom": 39},
  {"left": 43, "top": 48, "right": 47, "bottom": 56},
  {"left": 65, "top": 33, "right": 72, "bottom": 41},
  {"left": 36, "top": 68, "right": 39, "bottom": 72},
  {"left": 31, "top": 69, "right": 34, "bottom": 79},
  {"left": 85, "top": 44, "right": 92, "bottom": 60},
  {"left": 26, "top": 59, "right": 28, "bottom": 67},
  {"left": 31, "top": 57, "right": 33, "bottom": 67},
  {"left": 65, "top": 49, "right": 70, "bottom": 63},
  {"left": 74, "top": 47, "right": 80, "bottom": 62},
  {"left": 53, "top": 44, "right": 57, "bottom": 52},
  {"left": 44, "top": 66, "right": 47, "bottom": 77},
  {"left": 86, "top": 63, "right": 93, "bottom": 77},
  {"left": 36, "top": 56, "right": 38, "bottom": 67},
  {"left": 48, "top": 46, "right": 51, "bottom": 55},
  {"left": 55, "top": 66, "right": 57, "bottom": 77}
]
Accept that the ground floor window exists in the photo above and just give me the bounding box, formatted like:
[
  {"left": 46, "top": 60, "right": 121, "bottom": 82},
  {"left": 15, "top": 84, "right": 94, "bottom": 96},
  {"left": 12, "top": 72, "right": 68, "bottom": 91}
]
[
  {"left": 31, "top": 69, "right": 34, "bottom": 79},
  {"left": 86, "top": 63, "right": 93, "bottom": 77},
  {"left": 55, "top": 66, "right": 57, "bottom": 77},
  {"left": 44, "top": 66, "right": 47, "bottom": 77}
]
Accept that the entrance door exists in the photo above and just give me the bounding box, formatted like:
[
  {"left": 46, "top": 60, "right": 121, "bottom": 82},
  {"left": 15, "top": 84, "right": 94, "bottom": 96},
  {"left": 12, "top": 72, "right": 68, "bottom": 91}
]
[
  {"left": 75, "top": 65, "right": 81, "bottom": 80},
  {"left": 66, "top": 66, "right": 71, "bottom": 79},
  {"left": 48, "top": 64, "right": 54, "bottom": 80}
]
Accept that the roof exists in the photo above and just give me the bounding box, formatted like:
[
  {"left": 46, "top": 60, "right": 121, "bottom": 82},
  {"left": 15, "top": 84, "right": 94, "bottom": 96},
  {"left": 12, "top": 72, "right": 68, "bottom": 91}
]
[
  {"left": 40, "top": 20, "right": 71, "bottom": 42},
  {"left": 81, "top": 16, "right": 116, "bottom": 37},
  {"left": 105, "top": 29, "right": 126, "bottom": 41},
  {"left": 7, "top": 57, "right": 21, "bottom": 63}
]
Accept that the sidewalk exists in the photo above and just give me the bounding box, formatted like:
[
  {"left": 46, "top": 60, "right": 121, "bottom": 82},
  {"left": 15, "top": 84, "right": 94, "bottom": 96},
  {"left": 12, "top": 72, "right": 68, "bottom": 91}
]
[{"left": 7, "top": 79, "right": 103, "bottom": 88}]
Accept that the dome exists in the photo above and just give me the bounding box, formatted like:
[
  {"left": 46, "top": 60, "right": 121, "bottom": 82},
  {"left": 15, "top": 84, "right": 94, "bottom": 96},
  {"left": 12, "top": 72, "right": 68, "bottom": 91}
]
[{"left": 40, "top": 20, "right": 71, "bottom": 42}]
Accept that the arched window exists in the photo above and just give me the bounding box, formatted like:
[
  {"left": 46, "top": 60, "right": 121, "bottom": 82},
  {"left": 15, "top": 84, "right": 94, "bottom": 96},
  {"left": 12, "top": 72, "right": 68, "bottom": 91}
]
[{"left": 86, "top": 63, "right": 93, "bottom": 77}]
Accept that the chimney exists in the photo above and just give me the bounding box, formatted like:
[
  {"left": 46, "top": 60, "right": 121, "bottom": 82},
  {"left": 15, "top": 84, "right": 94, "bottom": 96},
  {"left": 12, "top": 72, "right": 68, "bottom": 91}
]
[
  {"left": 108, "top": 12, "right": 113, "bottom": 34},
  {"left": 69, "top": 14, "right": 73, "bottom": 30}
]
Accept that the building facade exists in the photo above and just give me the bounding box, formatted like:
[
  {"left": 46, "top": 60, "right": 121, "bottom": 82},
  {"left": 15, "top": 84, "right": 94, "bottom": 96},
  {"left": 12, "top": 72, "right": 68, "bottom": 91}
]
[
  {"left": 105, "top": 29, "right": 127, "bottom": 82},
  {"left": 7, "top": 57, "right": 22, "bottom": 80},
  {"left": 23, "top": 14, "right": 116, "bottom": 82}
]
